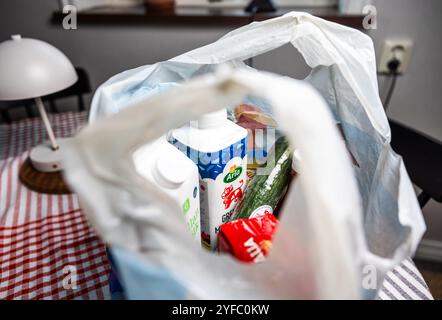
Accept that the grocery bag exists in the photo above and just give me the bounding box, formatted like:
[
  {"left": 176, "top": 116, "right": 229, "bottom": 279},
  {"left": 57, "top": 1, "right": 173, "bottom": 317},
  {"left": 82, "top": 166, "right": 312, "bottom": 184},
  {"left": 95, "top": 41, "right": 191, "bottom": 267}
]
[
  {"left": 64, "top": 68, "right": 364, "bottom": 299},
  {"left": 64, "top": 12, "right": 425, "bottom": 299}
]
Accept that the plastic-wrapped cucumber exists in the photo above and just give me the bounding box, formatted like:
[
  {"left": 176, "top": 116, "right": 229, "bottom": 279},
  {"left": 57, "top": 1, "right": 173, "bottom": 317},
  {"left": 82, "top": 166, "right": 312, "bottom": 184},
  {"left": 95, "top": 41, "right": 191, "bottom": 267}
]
[{"left": 233, "top": 137, "right": 292, "bottom": 220}]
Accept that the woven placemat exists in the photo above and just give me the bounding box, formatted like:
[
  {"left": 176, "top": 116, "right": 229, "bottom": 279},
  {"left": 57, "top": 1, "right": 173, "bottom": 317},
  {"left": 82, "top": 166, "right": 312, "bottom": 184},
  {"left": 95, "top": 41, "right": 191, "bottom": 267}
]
[{"left": 19, "top": 157, "right": 72, "bottom": 194}]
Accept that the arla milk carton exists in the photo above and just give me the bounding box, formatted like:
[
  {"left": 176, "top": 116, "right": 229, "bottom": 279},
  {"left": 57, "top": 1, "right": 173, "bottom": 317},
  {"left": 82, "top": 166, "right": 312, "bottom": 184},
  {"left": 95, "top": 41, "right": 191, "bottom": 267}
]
[
  {"left": 133, "top": 136, "right": 201, "bottom": 241},
  {"left": 170, "top": 109, "right": 248, "bottom": 250}
]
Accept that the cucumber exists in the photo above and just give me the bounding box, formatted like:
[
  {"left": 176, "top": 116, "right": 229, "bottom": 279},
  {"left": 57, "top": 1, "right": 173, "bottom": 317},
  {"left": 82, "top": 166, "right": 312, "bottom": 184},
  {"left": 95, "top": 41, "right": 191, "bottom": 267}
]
[{"left": 233, "top": 136, "right": 292, "bottom": 220}]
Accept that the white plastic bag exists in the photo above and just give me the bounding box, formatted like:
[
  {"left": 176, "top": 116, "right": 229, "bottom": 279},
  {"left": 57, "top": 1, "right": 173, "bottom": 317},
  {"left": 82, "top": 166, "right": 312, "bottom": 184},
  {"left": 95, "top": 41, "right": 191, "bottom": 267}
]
[
  {"left": 64, "top": 68, "right": 364, "bottom": 299},
  {"left": 68, "top": 12, "right": 425, "bottom": 297}
]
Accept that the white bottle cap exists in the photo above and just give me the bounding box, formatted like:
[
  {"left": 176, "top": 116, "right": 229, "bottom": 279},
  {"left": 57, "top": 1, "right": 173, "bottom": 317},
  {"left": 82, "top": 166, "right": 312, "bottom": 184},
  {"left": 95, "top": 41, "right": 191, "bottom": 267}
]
[
  {"left": 191, "top": 108, "right": 227, "bottom": 129},
  {"left": 292, "top": 149, "right": 302, "bottom": 174},
  {"left": 152, "top": 146, "right": 187, "bottom": 189}
]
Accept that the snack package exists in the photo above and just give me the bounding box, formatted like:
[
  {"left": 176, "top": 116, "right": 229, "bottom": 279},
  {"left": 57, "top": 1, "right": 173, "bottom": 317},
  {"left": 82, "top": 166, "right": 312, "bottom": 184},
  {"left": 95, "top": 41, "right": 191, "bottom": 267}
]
[
  {"left": 218, "top": 213, "right": 279, "bottom": 263},
  {"left": 245, "top": 168, "right": 256, "bottom": 189},
  {"left": 235, "top": 104, "right": 278, "bottom": 168}
]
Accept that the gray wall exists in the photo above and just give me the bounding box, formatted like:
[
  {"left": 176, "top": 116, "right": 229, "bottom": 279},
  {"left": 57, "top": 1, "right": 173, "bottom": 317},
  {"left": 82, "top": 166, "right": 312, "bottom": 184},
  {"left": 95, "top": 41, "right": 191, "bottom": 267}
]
[
  {"left": 369, "top": 0, "right": 442, "bottom": 242},
  {"left": 0, "top": 0, "right": 441, "bottom": 241}
]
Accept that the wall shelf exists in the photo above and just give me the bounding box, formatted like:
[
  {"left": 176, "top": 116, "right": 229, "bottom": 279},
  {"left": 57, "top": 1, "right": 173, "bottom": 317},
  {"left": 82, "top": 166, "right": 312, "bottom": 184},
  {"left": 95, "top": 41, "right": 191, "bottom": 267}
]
[{"left": 52, "top": 5, "right": 365, "bottom": 28}]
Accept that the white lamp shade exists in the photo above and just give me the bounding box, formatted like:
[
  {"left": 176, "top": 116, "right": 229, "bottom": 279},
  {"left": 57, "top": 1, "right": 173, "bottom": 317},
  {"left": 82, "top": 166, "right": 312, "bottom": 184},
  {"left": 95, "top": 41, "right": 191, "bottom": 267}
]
[{"left": 0, "top": 35, "right": 78, "bottom": 101}]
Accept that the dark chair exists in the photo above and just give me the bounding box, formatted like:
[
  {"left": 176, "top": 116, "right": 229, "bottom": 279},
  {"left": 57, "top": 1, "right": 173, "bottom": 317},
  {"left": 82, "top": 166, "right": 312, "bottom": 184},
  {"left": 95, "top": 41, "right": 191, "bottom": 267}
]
[
  {"left": 389, "top": 119, "right": 442, "bottom": 208},
  {"left": 0, "top": 67, "right": 91, "bottom": 123}
]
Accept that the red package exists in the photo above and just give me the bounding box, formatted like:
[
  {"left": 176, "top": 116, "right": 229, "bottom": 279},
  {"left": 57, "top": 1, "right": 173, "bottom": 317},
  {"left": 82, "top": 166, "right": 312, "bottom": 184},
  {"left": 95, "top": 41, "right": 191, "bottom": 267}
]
[{"left": 218, "top": 213, "right": 278, "bottom": 263}]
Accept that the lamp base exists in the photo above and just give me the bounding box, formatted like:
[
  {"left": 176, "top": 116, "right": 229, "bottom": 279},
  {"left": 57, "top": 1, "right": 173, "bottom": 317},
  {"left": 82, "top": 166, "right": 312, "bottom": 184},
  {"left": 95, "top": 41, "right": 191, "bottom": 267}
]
[
  {"left": 29, "top": 138, "right": 70, "bottom": 173},
  {"left": 19, "top": 138, "right": 72, "bottom": 194},
  {"left": 19, "top": 158, "right": 72, "bottom": 194}
]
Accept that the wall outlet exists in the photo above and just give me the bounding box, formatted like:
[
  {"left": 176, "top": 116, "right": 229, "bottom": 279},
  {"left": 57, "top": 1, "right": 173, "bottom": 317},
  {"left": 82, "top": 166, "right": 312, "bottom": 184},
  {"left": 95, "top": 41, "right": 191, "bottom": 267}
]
[{"left": 378, "top": 39, "right": 414, "bottom": 74}]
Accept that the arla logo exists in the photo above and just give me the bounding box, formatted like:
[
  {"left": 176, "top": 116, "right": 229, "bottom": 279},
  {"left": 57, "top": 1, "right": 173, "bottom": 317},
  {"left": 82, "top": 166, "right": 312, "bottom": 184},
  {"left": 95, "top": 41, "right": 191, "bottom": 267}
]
[{"left": 223, "top": 165, "right": 242, "bottom": 183}]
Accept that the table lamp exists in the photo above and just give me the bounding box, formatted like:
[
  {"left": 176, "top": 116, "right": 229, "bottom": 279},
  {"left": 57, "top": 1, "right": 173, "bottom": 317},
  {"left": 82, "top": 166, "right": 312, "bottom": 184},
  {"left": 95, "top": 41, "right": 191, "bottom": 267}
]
[{"left": 0, "top": 35, "right": 78, "bottom": 173}]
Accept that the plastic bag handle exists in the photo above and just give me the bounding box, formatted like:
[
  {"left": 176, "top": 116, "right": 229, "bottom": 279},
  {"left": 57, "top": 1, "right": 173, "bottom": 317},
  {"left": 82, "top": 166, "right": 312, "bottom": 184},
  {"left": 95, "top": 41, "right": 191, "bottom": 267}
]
[
  {"left": 171, "top": 11, "right": 390, "bottom": 139},
  {"left": 171, "top": 12, "right": 305, "bottom": 65}
]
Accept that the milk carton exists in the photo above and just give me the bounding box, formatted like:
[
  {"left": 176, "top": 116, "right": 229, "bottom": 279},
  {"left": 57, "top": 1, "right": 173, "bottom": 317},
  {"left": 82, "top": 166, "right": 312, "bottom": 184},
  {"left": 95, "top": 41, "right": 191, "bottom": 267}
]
[
  {"left": 170, "top": 109, "right": 248, "bottom": 250},
  {"left": 133, "top": 136, "right": 201, "bottom": 241}
]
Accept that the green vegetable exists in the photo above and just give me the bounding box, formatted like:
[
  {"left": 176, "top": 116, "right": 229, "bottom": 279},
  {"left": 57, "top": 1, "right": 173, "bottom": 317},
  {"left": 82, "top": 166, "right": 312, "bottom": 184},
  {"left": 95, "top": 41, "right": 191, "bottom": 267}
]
[{"left": 233, "top": 136, "right": 292, "bottom": 220}]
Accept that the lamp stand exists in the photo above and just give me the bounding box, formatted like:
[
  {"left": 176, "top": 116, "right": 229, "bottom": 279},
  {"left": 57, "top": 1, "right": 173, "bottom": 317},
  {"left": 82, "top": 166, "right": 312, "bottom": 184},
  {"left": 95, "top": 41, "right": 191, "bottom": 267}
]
[
  {"left": 29, "top": 97, "right": 68, "bottom": 173},
  {"left": 35, "top": 97, "right": 59, "bottom": 150},
  {"left": 18, "top": 97, "right": 72, "bottom": 194}
]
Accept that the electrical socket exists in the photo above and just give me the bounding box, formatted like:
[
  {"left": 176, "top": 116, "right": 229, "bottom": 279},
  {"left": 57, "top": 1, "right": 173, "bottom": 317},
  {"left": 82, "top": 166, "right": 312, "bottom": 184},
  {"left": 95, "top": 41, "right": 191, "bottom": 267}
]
[{"left": 378, "top": 39, "right": 414, "bottom": 74}]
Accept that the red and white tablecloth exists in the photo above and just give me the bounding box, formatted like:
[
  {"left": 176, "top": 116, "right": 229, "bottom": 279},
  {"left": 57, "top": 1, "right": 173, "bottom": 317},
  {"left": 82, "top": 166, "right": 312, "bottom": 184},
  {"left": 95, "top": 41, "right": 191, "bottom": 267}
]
[
  {"left": 0, "top": 112, "right": 433, "bottom": 300},
  {"left": 0, "top": 112, "right": 110, "bottom": 300}
]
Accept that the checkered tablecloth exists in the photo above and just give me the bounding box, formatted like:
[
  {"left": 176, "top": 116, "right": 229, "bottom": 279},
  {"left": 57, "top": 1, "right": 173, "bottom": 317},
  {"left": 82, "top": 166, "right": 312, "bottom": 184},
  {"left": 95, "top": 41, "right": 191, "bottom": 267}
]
[
  {"left": 0, "top": 112, "right": 433, "bottom": 300},
  {"left": 0, "top": 112, "right": 110, "bottom": 299}
]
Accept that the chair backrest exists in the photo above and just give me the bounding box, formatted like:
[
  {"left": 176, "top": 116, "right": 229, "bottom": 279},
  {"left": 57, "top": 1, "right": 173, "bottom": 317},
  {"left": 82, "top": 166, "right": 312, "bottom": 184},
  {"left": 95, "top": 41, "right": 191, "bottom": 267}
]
[
  {"left": 0, "top": 67, "right": 91, "bottom": 123},
  {"left": 45, "top": 67, "right": 91, "bottom": 112},
  {"left": 389, "top": 119, "right": 442, "bottom": 205}
]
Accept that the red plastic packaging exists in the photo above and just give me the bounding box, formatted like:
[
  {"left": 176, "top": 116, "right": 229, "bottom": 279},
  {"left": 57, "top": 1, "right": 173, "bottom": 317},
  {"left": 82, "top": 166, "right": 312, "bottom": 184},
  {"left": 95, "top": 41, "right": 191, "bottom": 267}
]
[{"left": 218, "top": 213, "right": 278, "bottom": 263}]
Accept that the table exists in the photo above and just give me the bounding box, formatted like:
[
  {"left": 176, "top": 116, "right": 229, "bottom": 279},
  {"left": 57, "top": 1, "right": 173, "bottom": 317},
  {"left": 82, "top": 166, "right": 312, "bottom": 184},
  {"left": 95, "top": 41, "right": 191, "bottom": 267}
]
[
  {"left": 0, "top": 112, "right": 110, "bottom": 299},
  {"left": 0, "top": 112, "right": 433, "bottom": 300}
]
